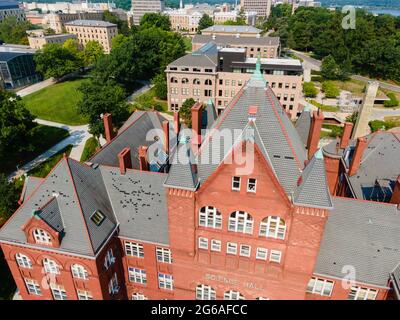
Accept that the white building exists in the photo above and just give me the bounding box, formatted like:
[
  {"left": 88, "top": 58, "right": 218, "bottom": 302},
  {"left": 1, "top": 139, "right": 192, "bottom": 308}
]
[
  {"left": 131, "top": 0, "right": 165, "bottom": 25},
  {"left": 0, "top": 1, "right": 26, "bottom": 22}
]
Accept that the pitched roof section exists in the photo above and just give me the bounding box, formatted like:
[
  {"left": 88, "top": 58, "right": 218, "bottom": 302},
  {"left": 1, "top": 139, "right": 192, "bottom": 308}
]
[
  {"left": 204, "top": 99, "right": 217, "bottom": 129},
  {"left": 315, "top": 197, "right": 400, "bottom": 287},
  {"left": 35, "top": 197, "right": 64, "bottom": 233},
  {"left": 193, "top": 34, "right": 280, "bottom": 46},
  {"left": 202, "top": 25, "right": 261, "bottom": 34},
  {"left": 293, "top": 149, "right": 333, "bottom": 209},
  {"left": 295, "top": 108, "right": 312, "bottom": 147},
  {"left": 19, "top": 176, "right": 44, "bottom": 204}
]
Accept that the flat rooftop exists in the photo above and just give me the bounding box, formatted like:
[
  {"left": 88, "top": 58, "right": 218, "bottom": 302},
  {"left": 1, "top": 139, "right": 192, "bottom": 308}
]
[
  {"left": 65, "top": 20, "right": 117, "bottom": 27},
  {"left": 245, "top": 57, "right": 302, "bottom": 66},
  {"left": 202, "top": 25, "right": 261, "bottom": 34},
  {"left": 219, "top": 47, "right": 246, "bottom": 53}
]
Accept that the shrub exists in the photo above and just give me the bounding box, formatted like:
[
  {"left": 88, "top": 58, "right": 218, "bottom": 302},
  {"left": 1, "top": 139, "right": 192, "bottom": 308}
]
[
  {"left": 322, "top": 81, "right": 340, "bottom": 98},
  {"left": 303, "top": 82, "right": 318, "bottom": 98},
  {"left": 384, "top": 92, "right": 399, "bottom": 108}
]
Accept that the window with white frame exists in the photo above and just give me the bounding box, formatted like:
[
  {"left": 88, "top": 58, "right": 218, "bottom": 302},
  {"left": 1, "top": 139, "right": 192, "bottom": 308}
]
[
  {"left": 198, "top": 237, "right": 208, "bottom": 250},
  {"left": 108, "top": 273, "right": 119, "bottom": 295},
  {"left": 228, "top": 211, "right": 253, "bottom": 234},
  {"left": 158, "top": 273, "right": 173, "bottom": 290},
  {"left": 196, "top": 284, "right": 216, "bottom": 300},
  {"left": 226, "top": 242, "right": 237, "bottom": 255},
  {"left": 224, "top": 290, "right": 244, "bottom": 300},
  {"left": 269, "top": 250, "right": 282, "bottom": 263},
  {"left": 51, "top": 284, "right": 67, "bottom": 300},
  {"left": 259, "top": 216, "right": 286, "bottom": 240},
  {"left": 33, "top": 229, "right": 52, "bottom": 245},
  {"left": 125, "top": 242, "right": 144, "bottom": 258},
  {"left": 256, "top": 247, "right": 268, "bottom": 261},
  {"left": 211, "top": 239, "right": 221, "bottom": 252},
  {"left": 77, "top": 290, "right": 93, "bottom": 300},
  {"left": 199, "top": 206, "right": 222, "bottom": 229},
  {"left": 239, "top": 244, "right": 251, "bottom": 257},
  {"left": 132, "top": 293, "right": 148, "bottom": 300},
  {"left": 232, "top": 176, "right": 241, "bottom": 191},
  {"left": 43, "top": 258, "right": 60, "bottom": 274},
  {"left": 16, "top": 253, "right": 32, "bottom": 269},
  {"left": 25, "top": 279, "right": 41, "bottom": 296},
  {"left": 348, "top": 286, "right": 377, "bottom": 300},
  {"left": 71, "top": 264, "right": 88, "bottom": 280},
  {"left": 128, "top": 267, "right": 147, "bottom": 284},
  {"left": 104, "top": 248, "right": 115, "bottom": 269},
  {"left": 306, "top": 278, "right": 334, "bottom": 296},
  {"left": 247, "top": 178, "right": 257, "bottom": 193},
  {"left": 156, "top": 247, "right": 172, "bottom": 263}
]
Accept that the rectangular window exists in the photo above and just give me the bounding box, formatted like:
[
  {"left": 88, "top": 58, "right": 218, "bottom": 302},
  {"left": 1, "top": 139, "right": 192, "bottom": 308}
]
[
  {"left": 108, "top": 273, "right": 119, "bottom": 295},
  {"left": 306, "top": 278, "right": 334, "bottom": 296},
  {"left": 239, "top": 244, "right": 251, "bottom": 257},
  {"left": 198, "top": 237, "right": 208, "bottom": 250},
  {"left": 104, "top": 248, "right": 115, "bottom": 269},
  {"left": 156, "top": 247, "right": 172, "bottom": 263},
  {"left": 232, "top": 176, "right": 241, "bottom": 191},
  {"left": 211, "top": 239, "right": 221, "bottom": 252},
  {"left": 51, "top": 285, "right": 67, "bottom": 300},
  {"left": 270, "top": 250, "right": 282, "bottom": 263},
  {"left": 227, "top": 242, "right": 237, "bottom": 255},
  {"left": 256, "top": 247, "right": 268, "bottom": 260},
  {"left": 25, "top": 279, "right": 41, "bottom": 296},
  {"left": 90, "top": 210, "right": 105, "bottom": 226},
  {"left": 128, "top": 267, "right": 147, "bottom": 284},
  {"left": 124, "top": 242, "right": 144, "bottom": 258},
  {"left": 77, "top": 290, "right": 93, "bottom": 300},
  {"left": 158, "top": 273, "right": 173, "bottom": 290},
  {"left": 247, "top": 178, "right": 257, "bottom": 193},
  {"left": 348, "top": 287, "right": 377, "bottom": 300}
]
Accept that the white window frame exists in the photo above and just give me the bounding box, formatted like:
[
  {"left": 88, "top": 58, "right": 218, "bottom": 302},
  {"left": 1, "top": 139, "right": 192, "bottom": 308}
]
[
  {"left": 156, "top": 247, "right": 172, "bottom": 263},
  {"left": 196, "top": 284, "right": 216, "bottom": 300},
  {"left": 247, "top": 178, "right": 257, "bottom": 193},
  {"left": 226, "top": 242, "right": 237, "bottom": 255},
  {"left": 199, "top": 206, "right": 222, "bottom": 229},
  {"left": 259, "top": 216, "right": 286, "bottom": 240},
  {"left": 77, "top": 290, "right": 93, "bottom": 300},
  {"left": 132, "top": 293, "right": 148, "bottom": 300},
  {"left": 306, "top": 277, "right": 334, "bottom": 296},
  {"left": 239, "top": 244, "right": 251, "bottom": 257},
  {"left": 348, "top": 286, "right": 378, "bottom": 300},
  {"left": 158, "top": 273, "right": 173, "bottom": 290},
  {"left": 71, "top": 264, "right": 88, "bottom": 280},
  {"left": 51, "top": 284, "right": 67, "bottom": 300},
  {"left": 128, "top": 267, "right": 147, "bottom": 284},
  {"left": 232, "top": 176, "right": 241, "bottom": 191},
  {"left": 256, "top": 247, "right": 268, "bottom": 261},
  {"left": 211, "top": 239, "right": 221, "bottom": 252},
  {"left": 224, "top": 290, "right": 244, "bottom": 300},
  {"left": 33, "top": 229, "right": 52, "bottom": 245},
  {"left": 43, "top": 258, "right": 60, "bottom": 274},
  {"left": 16, "top": 253, "right": 32, "bottom": 269},
  {"left": 125, "top": 242, "right": 144, "bottom": 258},
  {"left": 269, "top": 250, "right": 282, "bottom": 263},
  {"left": 198, "top": 237, "right": 208, "bottom": 250},
  {"left": 228, "top": 211, "right": 253, "bottom": 234},
  {"left": 25, "top": 278, "right": 41, "bottom": 296}
]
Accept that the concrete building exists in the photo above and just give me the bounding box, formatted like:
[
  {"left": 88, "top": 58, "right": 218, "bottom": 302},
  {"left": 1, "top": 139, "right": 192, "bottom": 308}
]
[
  {"left": 1, "top": 65, "right": 400, "bottom": 300},
  {"left": 201, "top": 25, "right": 262, "bottom": 37},
  {"left": 240, "top": 0, "right": 272, "bottom": 18},
  {"left": 27, "top": 29, "right": 77, "bottom": 50},
  {"left": 212, "top": 10, "right": 257, "bottom": 26},
  {"left": 23, "top": 1, "right": 116, "bottom": 13},
  {"left": 131, "top": 0, "right": 165, "bottom": 25},
  {"left": 64, "top": 20, "right": 118, "bottom": 53},
  {"left": 166, "top": 43, "right": 302, "bottom": 118},
  {"left": 0, "top": 1, "right": 26, "bottom": 22}
]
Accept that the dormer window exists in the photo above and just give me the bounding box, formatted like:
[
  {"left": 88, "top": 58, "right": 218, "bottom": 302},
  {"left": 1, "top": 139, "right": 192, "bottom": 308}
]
[
  {"left": 33, "top": 229, "right": 52, "bottom": 245},
  {"left": 90, "top": 210, "right": 105, "bottom": 226}
]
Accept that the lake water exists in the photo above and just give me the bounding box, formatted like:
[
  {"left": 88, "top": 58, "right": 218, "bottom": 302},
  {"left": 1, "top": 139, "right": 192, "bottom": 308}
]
[{"left": 369, "top": 9, "right": 400, "bottom": 16}]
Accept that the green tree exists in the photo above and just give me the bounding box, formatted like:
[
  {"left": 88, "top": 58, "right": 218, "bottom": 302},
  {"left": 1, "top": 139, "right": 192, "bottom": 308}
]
[
  {"left": 346, "top": 112, "right": 358, "bottom": 124},
  {"left": 83, "top": 40, "right": 104, "bottom": 66},
  {"left": 303, "top": 82, "right": 318, "bottom": 98},
  {"left": 0, "top": 17, "right": 36, "bottom": 45},
  {"left": 180, "top": 98, "right": 196, "bottom": 127},
  {"left": 103, "top": 10, "right": 130, "bottom": 35},
  {"left": 112, "top": 34, "right": 130, "bottom": 50},
  {"left": 322, "top": 81, "right": 340, "bottom": 98},
  {"left": 0, "top": 91, "right": 35, "bottom": 158},
  {"left": 77, "top": 80, "right": 129, "bottom": 138},
  {"left": 321, "top": 55, "right": 340, "bottom": 80},
  {"left": 0, "top": 174, "right": 19, "bottom": 221},
  {"left": 152, "top": 73, "right": 167, "bottom": 100},
  {"left": 198, "top": 14, "right": 213, "bottom": 33},
  {"left": 140, "top": 13, "right": 171, "bottom": 31}
]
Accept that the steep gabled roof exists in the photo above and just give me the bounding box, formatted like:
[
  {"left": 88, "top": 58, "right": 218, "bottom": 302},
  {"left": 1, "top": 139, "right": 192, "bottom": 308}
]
[
  {"left": 295, "top": 107, "right": 312, "bottom": 147},
  {"left": 19, "top": 176, "right": 44, "bottom": 204},
  {"left": 35, "top": 197, "right": 64, "bottom": 233}
]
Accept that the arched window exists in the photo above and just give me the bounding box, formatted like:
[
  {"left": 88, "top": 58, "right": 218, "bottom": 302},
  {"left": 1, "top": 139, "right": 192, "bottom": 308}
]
[
  {"left": 71, "top": 264, "right": 88, "bottom": 280},
  {"left": 33, "top": 229, "right": 52, "bottom": 245},
  {"left": 199, "top": 206, "right": 222, "bottom": 229},
  {"left": 193, "top": 78, "right": 201, "bottom": 85},
  {"left": 205, "top": 79, "right": 212, "bottom": 86},
  {"left": 43, "top": 258, "right": 60, "bottom": 274},
  {"left": 196, "top": 284, "right": 216, "bottom": 300},
  {"left": 16, "top": 253, "right": 32, "bottom": 269},
  {"left": 132, "top": 292, "right": 148, "bottom": 300},
  {"left": 224, "top": 290, "right": 244, "bottom": 300},
  {"left": 228, "top": 211, "right": 253, "bottom": 234},
  {"left": 181, "top": 77, "right": 189, "bottom": 84},
  {"left": 170, "top": 77, "right": 178, "bottom": 83},
  {"left": 259, "top": 216, "right": 286, "bottom": 240}
]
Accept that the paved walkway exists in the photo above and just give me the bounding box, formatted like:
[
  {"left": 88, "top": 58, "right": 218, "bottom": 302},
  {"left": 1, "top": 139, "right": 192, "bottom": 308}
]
[
  {"left": 127, "top": 81, "right": 152, "bottom": 103},
  {"left": 16, "top": 77, "right": 56, "bottom": 97}
]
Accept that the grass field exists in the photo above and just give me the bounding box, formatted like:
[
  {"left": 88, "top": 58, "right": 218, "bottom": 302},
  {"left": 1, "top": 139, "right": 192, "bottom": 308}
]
[
  {"left": 309, "top": 100, "right": 339, "bottom": 112},
  {"left": 80, "top": 137, "right": 99, "bottom": 162},
  {"left": 130, "top": 87, "right": 169, "bottom": 113},
  {"left": 23, "top": 79, "right": 88, "bottom": 125},
  {"left": 183, "top": 36, "right": 192, "bottom": 52}
]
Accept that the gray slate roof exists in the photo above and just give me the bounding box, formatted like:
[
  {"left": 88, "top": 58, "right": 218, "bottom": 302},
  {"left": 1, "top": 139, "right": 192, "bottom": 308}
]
[
  {"left": 193, "top": 34, "right": 280, "bottom": 47},
  {"left": 295, "top": 109, "right": 311, "bottom": 147},
  {"left": 315, "top": 197, "right": 400, "bottom": 287},
  {"left": 168, "top": 49, "right": 217, "bottom": 69},
  {"left": 20, "top": 176, "right": 43, "bottom": 203},
  {"left": 65, "top": 20, "right": 116, "bottom": 27},
  {"left": 202, "top": 25, "right": 261, "bottom": 34},
  {"left": 35, "top": 197, "right": 64, "bottom": 233}
]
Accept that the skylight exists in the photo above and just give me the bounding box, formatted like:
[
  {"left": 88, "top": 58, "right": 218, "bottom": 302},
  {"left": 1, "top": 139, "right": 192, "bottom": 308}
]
[{"left": 90, "top": 210, "right": 105, "bottom": 226}]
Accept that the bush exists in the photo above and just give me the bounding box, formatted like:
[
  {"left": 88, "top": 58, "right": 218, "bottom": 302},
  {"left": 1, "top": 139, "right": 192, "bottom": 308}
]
[
  {"left": 384, "top": 92, "right": 399, "bottom": 108},
  {"left": 369, "top": 120, "right": 396, "bottom": 132},
  {"left": 80, "top": 137, "right": 100, "bottom": 162},
  {"left": 311, "top": 76, "right": 323, "bottom": 82},
  {"left": 303, "top": 82, "right": 318, "bottom": 98},
  {"left": 322, "top": 81, "right": 340, "bottom": 98}
]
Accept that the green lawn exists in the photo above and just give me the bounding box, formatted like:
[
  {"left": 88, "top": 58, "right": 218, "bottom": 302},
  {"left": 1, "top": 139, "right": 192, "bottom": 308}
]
[
  {"left": 0, "top": 125, "right": 70, "bottom": 174},
  {"left": 183, "top": 36, "right": 192, "bottom": 52},
  {"left": 130, "top": 87, "right": 169, "bottom": 113},
  {"left": 309, "top": 100, "right": 339, "bottom": 112},
  {"left": 80, "top": 137, "right": 100, "bottom": 162},
  {"left": 23, "top": 79, "right": 88, "bottom": 125}
]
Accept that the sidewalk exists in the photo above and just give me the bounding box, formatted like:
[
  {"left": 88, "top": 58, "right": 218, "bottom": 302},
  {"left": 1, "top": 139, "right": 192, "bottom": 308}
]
[{"left": 16, "top": 77, "right": 56, "bottom": 98}]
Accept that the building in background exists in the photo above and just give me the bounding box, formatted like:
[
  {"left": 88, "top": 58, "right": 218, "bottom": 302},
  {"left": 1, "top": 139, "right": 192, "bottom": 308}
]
[
  {"left": 23, "top": 1, "right": 116, "bottom": 13},
  {"left": 64, "top": 20, "right": 118, "bottom": 53},
  {"left": 201, "top": 25, "right": 262, "bottom": 37},
  {"left": 0, "top": 1, "right": 26, "bottom": 22},
  {"left": 131, "top": 0, "right": 165, "bottom": 25},
  {"left": 27, "top": 30, "right": 77, "bottom": 50},
  {"left": 240, "top": 0, "right": 272, "bottom": 18}
]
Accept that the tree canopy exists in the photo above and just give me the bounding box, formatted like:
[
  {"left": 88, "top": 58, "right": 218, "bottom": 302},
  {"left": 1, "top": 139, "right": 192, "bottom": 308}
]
[
  {"left": 0, "top": 174, "right": 19, "bottom": 221},
  {"left": 0, "top": 17, "right": 36, "bottom": 45},
  {"left": 198, "top": 14, "right": 214, "bottom": 33},
  {"left": 140, "top": 13, "right": 171, "bottom": 31}
]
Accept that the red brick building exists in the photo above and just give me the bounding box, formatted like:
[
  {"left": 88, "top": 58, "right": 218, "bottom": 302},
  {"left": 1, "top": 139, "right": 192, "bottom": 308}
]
[{"left": 1, "top": 65, "right": 399, "bottom": 300}]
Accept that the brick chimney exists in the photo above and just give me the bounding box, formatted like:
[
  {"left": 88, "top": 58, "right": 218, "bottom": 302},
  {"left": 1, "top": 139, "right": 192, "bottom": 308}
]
[
  {"left": 174, "top": 112, "right": 180, "bottom": 134},
  {"left": 191, "top": 102, "right": 202, "bottom": 146},
  {"left": 307, "top": 109, "right": 324, "bottom": 159},
  {"left": 139, "top": 146, "right": 149, "bottom": 171},
  {"left": 163, "top": 120, "right": 170, "bottom": 154},
  {"left": 340, "top": 122, "right": 354, "bottom": 149},
  {"left": 103, "top": 113, "right": 114, "bottom": 143},
  {"left": 348, "top": 137, "right": 367, "bottom": 176},
  {"left": 118, "top": 147, "right": 132, "bottom": 175},
  {"left": 390, "top": 176, "right": 400, "bottom": 205}
]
